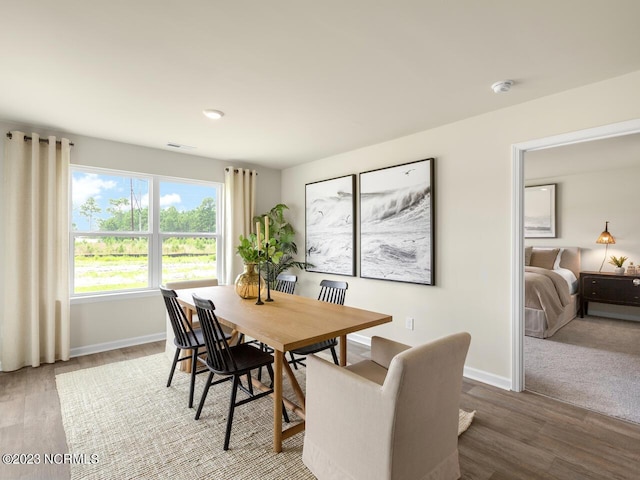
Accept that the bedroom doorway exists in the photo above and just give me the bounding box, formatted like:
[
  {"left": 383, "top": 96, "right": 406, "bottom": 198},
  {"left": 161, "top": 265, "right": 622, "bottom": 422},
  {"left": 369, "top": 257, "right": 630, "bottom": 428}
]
[{"left": 511, "top": 119, "right": 640, "bottom": 394}]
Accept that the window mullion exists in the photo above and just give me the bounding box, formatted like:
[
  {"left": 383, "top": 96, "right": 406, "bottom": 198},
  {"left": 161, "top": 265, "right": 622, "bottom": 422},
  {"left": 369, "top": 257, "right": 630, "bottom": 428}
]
[{"left": 150, "top": 177, "right": 161, "bottom": 287}]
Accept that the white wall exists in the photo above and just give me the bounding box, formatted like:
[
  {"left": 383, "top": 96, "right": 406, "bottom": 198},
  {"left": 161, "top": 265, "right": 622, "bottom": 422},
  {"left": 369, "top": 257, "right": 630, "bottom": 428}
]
[
  {"left": 525, "top": 165, "right": 640, "bottom": 320},
  {"left": 0, "top": 120, "right": 281, "bottom": 354},
  {"left": 282, "top": 70, "right": 640, "bottom": 384},
  {"left": 3, "top": 71, "right": 640, "bottom": 379}
]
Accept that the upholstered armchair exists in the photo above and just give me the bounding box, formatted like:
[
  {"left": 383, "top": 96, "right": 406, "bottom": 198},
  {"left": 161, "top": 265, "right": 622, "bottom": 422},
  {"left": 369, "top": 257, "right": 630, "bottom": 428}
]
[{"left": 302, "top": 333, "right": 471, "bottom": 480}]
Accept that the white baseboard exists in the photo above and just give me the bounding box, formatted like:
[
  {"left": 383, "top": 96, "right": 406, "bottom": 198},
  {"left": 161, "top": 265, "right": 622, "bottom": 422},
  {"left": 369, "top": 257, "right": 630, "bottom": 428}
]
[
  {"left": 463, "top": 365, "right": 511, "bottom": 390},
  {"left": 70, "top": 332, "right": 166, "bottom": 358},
  {"left": 38, "top": 331, "right": 516, "bottom": 391},
  {"left": 348, "top": 333, "right": 511, "bottom": 391},
  {"left": 347, "top": 333, "right": 371, "bottom": 346}
]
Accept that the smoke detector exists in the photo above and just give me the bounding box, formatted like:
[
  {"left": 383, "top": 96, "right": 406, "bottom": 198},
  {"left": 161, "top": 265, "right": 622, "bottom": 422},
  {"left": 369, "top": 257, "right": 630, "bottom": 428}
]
[{"left": 491, "top": 80, "right": 514, "bottom": 93}]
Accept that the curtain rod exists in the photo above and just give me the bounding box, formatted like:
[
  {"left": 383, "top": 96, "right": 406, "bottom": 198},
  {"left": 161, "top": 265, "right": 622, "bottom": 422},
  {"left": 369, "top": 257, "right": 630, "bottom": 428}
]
[
  {"left": 225, "top": 167, "right": 257, "bottom": 175},
  {"left": 6, "top": 132, "right": 74, "bottom": 147}
]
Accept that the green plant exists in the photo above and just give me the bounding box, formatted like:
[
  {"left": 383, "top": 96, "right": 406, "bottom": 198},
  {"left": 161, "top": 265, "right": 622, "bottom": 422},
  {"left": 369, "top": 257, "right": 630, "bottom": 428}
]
[
  {"left": 235, "top": 233, "right": 261, "bottom": 264},
  {"left": 253, "top": 203, "right": 312, "bottom": 283},
  {"left": 609, "top": 255, "right": 628, "bottom": 267}
]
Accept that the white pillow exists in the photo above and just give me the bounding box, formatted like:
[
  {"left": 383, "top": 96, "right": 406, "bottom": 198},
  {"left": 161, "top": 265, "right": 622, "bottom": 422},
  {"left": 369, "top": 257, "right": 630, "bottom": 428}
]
[{"left": 553, "top": 248, "right": 565, "bottom": 270}]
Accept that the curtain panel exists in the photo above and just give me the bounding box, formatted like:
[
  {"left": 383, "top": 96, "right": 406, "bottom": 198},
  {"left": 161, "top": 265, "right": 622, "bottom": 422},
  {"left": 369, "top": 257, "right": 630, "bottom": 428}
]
[
  {"left": 1, "top": 132, "right": 71, "bottom": 371},
  {"left": 222, "top": 167, "right": 257, "bottom": 285}
]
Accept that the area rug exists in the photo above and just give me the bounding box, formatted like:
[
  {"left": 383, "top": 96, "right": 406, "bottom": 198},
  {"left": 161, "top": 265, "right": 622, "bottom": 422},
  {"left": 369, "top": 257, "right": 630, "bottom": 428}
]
[
  {"left": 56, "top": 353, "right": 474, "bottom": 479},
  {"left": 525, "top": 315, "right": 640, "bottom": 424}
]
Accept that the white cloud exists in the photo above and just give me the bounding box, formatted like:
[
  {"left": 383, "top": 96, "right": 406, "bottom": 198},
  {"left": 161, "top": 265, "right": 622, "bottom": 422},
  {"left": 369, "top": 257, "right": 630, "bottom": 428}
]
[
  {"left": 137, "top": 193, "right": 180, "bottom": 209},
  {"left": 160, "top": 193, "right": 181, "bottom": 207},
  {"left": 72, "top": 173, "right": 116, "bottom": 206}
]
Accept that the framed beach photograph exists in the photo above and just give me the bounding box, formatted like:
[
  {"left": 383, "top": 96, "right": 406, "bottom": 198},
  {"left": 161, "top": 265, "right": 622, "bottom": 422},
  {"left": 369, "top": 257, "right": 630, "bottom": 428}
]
[
  {"left": 305, "top": 175, "right": 356, "bottom": 276},
  {"left": 359, "top": 158, "right": 434, "bottom": 285},
  {"left": 524, "top": 184, "right": 556, "bottom": 238}
]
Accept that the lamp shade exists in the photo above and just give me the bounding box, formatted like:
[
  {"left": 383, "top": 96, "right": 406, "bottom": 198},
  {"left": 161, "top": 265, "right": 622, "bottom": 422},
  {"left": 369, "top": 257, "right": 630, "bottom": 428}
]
[{"left": 596, "top": 221, "right": 616, "bottom": 244}]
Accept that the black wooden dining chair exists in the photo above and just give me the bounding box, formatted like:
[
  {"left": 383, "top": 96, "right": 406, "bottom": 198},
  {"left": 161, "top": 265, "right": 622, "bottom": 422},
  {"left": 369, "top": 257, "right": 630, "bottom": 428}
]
[
  {"left": 161, "top": 286, "right": 226, "bottom": 408},
  {"left": 192, "top": 294, "right": 289, "bottom": 450},
  {"left": 274, "top": 273, "right": 297, "bottom": 294},
  {"left": 288, "top": 279, "right": 348, "bottom": 369}
]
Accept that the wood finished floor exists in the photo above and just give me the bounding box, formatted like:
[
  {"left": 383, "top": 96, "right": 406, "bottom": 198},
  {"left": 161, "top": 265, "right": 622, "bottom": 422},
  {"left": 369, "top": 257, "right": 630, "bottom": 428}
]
[{"left": 1, "top": 340, "right": 639, "bottom": 480}]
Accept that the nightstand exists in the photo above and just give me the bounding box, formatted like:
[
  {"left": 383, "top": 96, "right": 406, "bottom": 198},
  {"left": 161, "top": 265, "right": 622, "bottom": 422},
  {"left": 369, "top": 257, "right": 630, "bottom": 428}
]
[{"left": 579, "top": 271, "right": 640, "bottom": 317}]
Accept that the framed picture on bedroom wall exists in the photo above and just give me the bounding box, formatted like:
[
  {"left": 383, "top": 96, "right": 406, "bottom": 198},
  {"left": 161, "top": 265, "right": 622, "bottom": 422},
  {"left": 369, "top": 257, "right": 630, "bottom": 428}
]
[
  {"left": 359, "top": 158, "right": 434, "bottom": 285},
  {"left": 524, "top": 183, "right": 557, "bottom": 238},
  {"left": 305, "top": 174, "right": 356, "bottom": 276}
]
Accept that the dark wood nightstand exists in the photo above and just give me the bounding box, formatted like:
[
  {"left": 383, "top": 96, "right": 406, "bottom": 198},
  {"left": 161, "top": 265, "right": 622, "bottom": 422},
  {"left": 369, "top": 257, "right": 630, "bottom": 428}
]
[{"left": 579, "top": 271, "right": 640, "bottom": 317}]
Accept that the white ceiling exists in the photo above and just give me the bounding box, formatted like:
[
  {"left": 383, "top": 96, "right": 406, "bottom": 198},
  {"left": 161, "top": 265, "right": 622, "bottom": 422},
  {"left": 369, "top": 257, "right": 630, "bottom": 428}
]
[{"left": 2, "top": 1, "right": 640, "bottom": 170}]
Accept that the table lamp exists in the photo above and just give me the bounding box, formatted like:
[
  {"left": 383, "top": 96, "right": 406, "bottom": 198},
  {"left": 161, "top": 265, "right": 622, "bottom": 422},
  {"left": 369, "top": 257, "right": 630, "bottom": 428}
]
[{"left": 596, "top": 221, "right": 615, "bottom": 272}]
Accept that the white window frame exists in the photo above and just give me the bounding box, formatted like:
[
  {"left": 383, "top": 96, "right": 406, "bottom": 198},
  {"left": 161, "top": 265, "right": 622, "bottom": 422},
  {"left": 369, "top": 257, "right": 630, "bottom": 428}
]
[{"left": 70, "top": 165, "right": 222, "bottom": 299}]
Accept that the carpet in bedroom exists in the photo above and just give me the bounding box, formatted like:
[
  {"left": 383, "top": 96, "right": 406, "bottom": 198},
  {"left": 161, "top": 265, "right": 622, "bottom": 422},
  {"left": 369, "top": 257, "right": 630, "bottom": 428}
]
[{"left": 525, "top": 315, "right": 640, "bottom": 424}]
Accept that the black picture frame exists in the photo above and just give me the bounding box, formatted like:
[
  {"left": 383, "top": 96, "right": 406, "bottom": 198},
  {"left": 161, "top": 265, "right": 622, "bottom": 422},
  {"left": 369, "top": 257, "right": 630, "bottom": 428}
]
[
  {"left": 305, "top": 174, "right": 356, "bottom": 276},
  {"left": 359, "top": 158, "right": 434, "bottom": 285},
  {"left": 524, "top": 183, "right": 557, "bottom": 238}
]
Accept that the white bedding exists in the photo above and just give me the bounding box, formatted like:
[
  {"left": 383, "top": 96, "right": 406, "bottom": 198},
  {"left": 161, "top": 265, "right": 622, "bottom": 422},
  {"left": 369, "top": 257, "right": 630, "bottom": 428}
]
[{"left": 553, "top": 267, "right": 578, "bottom": 295}]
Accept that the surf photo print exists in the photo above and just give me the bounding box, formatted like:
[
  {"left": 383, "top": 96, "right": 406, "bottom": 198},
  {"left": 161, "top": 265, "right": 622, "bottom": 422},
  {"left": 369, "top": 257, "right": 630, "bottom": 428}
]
[
  {"left": 305, "top": 174, "right": 356, "bottom": 276},
  {"left": 359, "top": 158, "right": 434, "bottom": 285}
]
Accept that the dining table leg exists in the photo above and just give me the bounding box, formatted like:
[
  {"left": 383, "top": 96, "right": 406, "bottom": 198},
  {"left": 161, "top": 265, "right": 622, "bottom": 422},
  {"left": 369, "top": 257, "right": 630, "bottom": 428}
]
[
  {"left": 273, "top": 349, "right": 283, "bottom": 453},
  {"left": 339, "top": 334, "right": 347, "bottom": 366},
  {"left": 181, "top": 306, "right": 195, "bottom": 373}
]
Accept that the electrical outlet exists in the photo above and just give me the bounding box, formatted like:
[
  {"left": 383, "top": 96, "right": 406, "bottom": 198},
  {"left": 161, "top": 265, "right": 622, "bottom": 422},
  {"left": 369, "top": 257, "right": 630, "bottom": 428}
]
[{"left": 405, "top": 317, "right": 414, "bottom": 330}]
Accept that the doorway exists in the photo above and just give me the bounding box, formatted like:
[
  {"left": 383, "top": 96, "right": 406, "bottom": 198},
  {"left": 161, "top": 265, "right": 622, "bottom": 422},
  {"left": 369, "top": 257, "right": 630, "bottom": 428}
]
[{"left": 510, "top": 118, "right": 640, "bottom": 392}]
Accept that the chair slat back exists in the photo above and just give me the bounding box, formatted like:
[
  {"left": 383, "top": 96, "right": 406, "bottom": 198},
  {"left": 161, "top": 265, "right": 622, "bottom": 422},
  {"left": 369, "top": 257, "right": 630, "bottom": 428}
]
[
  {"left": 192, "top": 294, "right": 237, "bottom": 374},
  {"left": 274, "top": 274, "right": 297, "bottom": 294},
  {"left": 318, "top": 279, "right": 348, "bottom": 305},
  {"left": 160, "top": 287, "right": 199, "bottom": 347}
]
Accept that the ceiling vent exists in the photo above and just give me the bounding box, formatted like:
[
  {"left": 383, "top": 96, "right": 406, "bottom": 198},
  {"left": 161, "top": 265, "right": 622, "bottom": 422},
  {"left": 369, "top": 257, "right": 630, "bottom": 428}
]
[{"left": 166, "top": 142, "right": 196, "bottom": 150}]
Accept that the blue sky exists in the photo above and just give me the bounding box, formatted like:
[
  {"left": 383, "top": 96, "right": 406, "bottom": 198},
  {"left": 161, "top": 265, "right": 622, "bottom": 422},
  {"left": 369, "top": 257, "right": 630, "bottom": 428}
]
[{"left": 71, "top": 171, "right": 217, "bottom": 231}]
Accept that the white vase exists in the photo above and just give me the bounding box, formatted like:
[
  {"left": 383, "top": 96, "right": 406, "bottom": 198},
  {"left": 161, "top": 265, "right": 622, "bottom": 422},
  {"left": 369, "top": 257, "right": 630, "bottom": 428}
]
[{"left": 614, "top": 267, "right": 625, "bottom": 275}]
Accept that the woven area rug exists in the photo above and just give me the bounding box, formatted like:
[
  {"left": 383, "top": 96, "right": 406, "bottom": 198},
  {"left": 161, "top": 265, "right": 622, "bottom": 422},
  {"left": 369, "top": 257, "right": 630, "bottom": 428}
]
[{"left": 56, "top": 353, "right": 474, "bottom": 480}]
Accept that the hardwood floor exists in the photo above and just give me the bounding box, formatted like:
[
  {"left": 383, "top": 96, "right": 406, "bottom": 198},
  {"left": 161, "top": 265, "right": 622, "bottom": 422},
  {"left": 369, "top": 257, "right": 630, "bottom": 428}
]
[
  {"left": 0, "top": 342, "right": 163, "bottom": 480},
  {"left": 1, "top": 340, "right": 639, "bottom": 480}
]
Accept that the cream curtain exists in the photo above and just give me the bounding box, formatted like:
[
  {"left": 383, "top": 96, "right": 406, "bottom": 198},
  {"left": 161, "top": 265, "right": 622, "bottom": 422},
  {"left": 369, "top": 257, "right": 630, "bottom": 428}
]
[
  {"left": 222, "top": 167, "right": 257, "bottom": 285},
  {"left": 1, "top": 132, "right": 71, "bottom": 371}
]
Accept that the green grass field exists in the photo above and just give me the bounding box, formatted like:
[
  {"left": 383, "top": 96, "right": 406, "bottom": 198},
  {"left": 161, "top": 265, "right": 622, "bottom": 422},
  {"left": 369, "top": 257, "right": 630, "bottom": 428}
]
[{"left": 73, "top": 238, "right": 217, "bottom": 293}]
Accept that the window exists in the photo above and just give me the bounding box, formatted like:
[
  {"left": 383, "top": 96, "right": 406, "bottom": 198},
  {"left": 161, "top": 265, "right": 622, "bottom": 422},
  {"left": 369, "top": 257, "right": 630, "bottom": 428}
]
[{"left": 71, "top": 167, "right": 221, "bottom": 296}]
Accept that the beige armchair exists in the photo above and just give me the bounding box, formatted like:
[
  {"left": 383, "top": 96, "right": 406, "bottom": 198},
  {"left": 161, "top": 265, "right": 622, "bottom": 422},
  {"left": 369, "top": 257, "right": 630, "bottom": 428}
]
[{"left": 302, "top": 333, "right": 471, "bottom": 480}]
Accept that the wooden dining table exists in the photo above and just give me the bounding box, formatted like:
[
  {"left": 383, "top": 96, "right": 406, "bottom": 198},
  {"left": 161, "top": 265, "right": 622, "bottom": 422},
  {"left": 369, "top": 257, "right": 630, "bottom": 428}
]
[{"left": 174, "top": 284, "right": 392, "bottom": 452}]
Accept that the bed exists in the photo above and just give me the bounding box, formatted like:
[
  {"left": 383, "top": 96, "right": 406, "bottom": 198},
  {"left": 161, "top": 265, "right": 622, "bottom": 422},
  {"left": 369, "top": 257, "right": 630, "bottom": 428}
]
[{"left": 524, "top": 246, "right": 581, "bottom": 338}]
